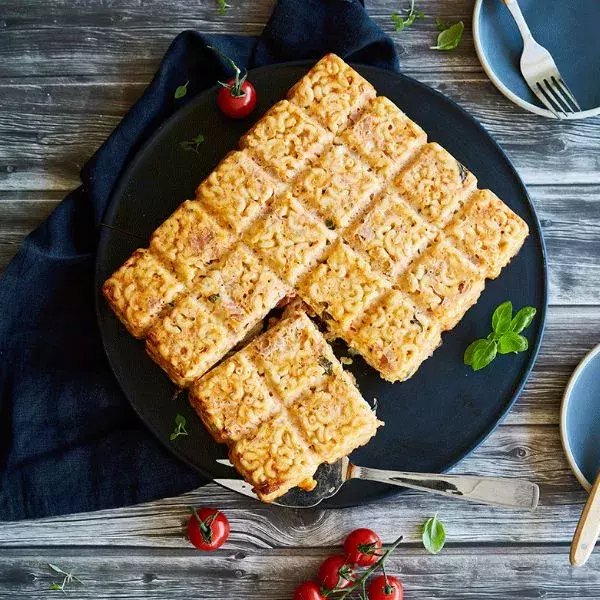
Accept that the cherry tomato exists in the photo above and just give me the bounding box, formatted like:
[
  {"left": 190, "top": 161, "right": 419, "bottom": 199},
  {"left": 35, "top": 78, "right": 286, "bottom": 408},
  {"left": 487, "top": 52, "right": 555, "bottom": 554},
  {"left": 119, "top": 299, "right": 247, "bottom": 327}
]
[
  {"left": 344, "top": 528, "right": 383, "bottom": 566},
  {"left": 186, "top": 507, "right": 230, "bottom": 551},
  {"left": 317, "top": 554, "right": 355, "bottom": 590},
  {"left": 293, "top": 581, "right": 326, "bottom": 600},
  {"left": 368, "top": 575, "right": 404, "bottom": 600},
  {"left": 217, "top": 78, "right": 257, "bottom": 119}
]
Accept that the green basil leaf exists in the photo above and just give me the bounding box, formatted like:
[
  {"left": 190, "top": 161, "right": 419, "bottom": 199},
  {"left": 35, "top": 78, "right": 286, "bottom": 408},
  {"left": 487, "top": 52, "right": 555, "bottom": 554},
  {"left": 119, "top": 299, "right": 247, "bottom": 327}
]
[
  {"left": 175, "top": 413, "right": 186, "bottom": 426},
  {"left": 467, "top": 339, "right": 497, "bottom": 371},
  {"left": 174, "top": 81, "right": 189, "bottom": 99},
  {"left": 491, "top": 301, "right": 513, "bottom": 334},
  {"left": 422, "top": 515, "right": 446, "bottom": 554},
  {"left": 392, "top": 14, "right": 406, "bottom": 31},
  {"left": 464, "top": 339, "right": 485, "bottom": 365},
  {"left": 510, "top": 306, "right": 536, "bottom": 333},
  {"left": 498, "top": 332, "right": 528, "bottom": 354},
  {"left": 50, "top": 583, "right": 63, "bottom": 591},
  {"left": 431, "top": 21, "right": 464, "bottom": 51}
]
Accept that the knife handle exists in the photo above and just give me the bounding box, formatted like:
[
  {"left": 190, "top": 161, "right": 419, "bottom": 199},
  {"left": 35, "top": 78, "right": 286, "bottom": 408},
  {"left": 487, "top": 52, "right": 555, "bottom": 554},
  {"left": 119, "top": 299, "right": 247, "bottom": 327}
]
[
  {"left": 352, "top": 466, "right": 539, "bottom": 510},
  {"left": 570, "top": 473, "right": 600, "bottom": 567}
]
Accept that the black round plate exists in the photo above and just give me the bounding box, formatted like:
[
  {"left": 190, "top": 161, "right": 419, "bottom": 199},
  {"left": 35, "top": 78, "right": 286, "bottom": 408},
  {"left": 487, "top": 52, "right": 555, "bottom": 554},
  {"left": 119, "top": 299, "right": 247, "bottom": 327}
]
[{"left": 95, "top": 62, "right": 547, "bottom": 508}]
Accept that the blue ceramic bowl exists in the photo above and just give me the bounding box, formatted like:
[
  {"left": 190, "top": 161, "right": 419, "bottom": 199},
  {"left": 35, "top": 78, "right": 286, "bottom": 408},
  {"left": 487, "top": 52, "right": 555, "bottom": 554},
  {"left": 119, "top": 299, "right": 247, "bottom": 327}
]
[
  {"left": 561, "top": 344, "right": 600, "bottom": 492},
  {"left": 473, "top": 0, "right": 600, "bottom": 119}
]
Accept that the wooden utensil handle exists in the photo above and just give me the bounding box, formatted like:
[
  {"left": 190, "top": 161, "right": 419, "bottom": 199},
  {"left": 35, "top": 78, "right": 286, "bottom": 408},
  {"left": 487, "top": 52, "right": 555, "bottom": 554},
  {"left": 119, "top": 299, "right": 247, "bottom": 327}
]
[{"left": 570, "top": 474, "right": 600, "bottom": 566}]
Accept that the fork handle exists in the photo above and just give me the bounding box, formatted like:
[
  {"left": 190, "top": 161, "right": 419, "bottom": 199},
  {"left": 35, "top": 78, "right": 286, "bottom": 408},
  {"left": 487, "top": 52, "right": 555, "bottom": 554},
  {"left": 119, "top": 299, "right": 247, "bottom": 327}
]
[
  {"left": 352, "top": 466, "right": 539, "bottom": 510},
  {"left": 503, "top": 0, "right": 534, "bottom": 42}
]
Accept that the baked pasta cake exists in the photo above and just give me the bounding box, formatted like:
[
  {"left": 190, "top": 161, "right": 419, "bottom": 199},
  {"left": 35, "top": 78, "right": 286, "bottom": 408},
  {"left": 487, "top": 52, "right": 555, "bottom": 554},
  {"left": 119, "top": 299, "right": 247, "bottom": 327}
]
[
  {"left": 190, "top": 312, "right": 382, "bottom": 502},
  {"left": 340, "top": 96, "right": 427, "bottom": 180},
  {"left": 195, "top": 150, "right": 282, "bottom": 236},
  {"left": 240, "top": 100, "right": 333, "bottom": 182},
  {"left": 104, "top": 53, "right": 530, "bottom": 500},
  {"left": 102, "top": 248, "right": 185, "bottom": 339},
  {"left": 287, "top": 52, "right": 376, "bottom": 133}
]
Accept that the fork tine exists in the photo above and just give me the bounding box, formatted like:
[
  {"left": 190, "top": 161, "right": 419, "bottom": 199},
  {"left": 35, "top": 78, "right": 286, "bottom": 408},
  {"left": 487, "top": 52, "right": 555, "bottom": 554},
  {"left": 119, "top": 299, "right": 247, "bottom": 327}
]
[
  {"left": 545, "top": 78, "right": 577, "bottom": 114},
  {"left": 554, "top": 76, "right": 582, "bottom": 111},
  {"left": 542, "top": 79, "right": 573, "bottom": 116},
  {"left": 531, "top": 82, "right": 562, "bottom": 119}
]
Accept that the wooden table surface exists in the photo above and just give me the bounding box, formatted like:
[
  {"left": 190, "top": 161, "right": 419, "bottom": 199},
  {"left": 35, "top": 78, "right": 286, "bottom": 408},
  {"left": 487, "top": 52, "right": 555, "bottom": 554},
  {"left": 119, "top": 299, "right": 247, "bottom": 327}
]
[{"left": 1, "top": 1, "right": 599, "bottom": 598}]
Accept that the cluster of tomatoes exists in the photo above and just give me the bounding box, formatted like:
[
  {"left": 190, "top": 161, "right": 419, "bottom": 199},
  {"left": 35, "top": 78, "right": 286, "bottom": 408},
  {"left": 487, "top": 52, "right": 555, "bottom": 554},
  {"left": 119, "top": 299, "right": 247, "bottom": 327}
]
[{"left": 293, "top": 528, "right": 404, "bottom": 600}]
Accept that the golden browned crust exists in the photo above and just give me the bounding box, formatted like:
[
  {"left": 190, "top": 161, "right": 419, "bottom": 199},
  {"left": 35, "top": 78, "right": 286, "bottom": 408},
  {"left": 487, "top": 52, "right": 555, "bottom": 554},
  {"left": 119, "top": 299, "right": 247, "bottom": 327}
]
[
  {"left": 443, "top": 189, "right": 529, "bottom": 279},
  {"left": 102, "top": 249, "right": 185, "bottom": 338},
  {"left": 195, "top": 150, "right": 281, "bottom": 235},
  {"left": 299, "top": 239, "right": 390, "bottom": 332},
  {"left": 248, "top": 312, "right": 337, "bottom": 400},
  {"left": 291, "top": 144, "right": 381, "bottom": 231},
  {"left": 243, "top": 193, "right": 335, "bottom": 286},
  {"left": 396, "top": 239, "right": 486, "bottom": 331},
  {"left": 228, "top": 412, "right": 320, "bottom": 503},
  {"left": 344, "top": 191, "right": 438, "bottom": 280},
  {"left": 340, "top": 96, "right": 427, "bottom": 179},
  {"left": 287, "top": 53, "right": 376, "bottom": 133},
  {"left": 150, "top": 200, "right": 235, "bottom": 286},
  {"left": 189, "top": 352, "right": 280, "bottom": 443},
  {"left": 289, "top": 369, "right": 383, "bottom": 463},
  {"left": 145, "top": 295, "right": 237, "bottom": 388},
  {"left": 190, "top": 242, "right": 290, "bottom": 334},
  {"left": 239, "top": 100, "right": 333, "bottom": 182},
  {"left": 344, "top": 289, "right": 442, "bottom": 382},
  {"left": 394, "top": 142, "right": 477, "bottom": 228}
]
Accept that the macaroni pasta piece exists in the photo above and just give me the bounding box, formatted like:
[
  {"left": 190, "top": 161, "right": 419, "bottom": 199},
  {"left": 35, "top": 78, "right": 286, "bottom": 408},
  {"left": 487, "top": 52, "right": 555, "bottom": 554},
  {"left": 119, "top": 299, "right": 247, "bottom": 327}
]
[
  {"left": 287, "top": 53, "right": 376, "bottom": 133},
  {"left": 195, "top": 150, "right": 281, "bottom": 235},
  {"left": 443, "top": 189, "right": 529, "bottom": 279},
  {"left": 344, "top": 289, "right": 442, "bottom": 382},
  {"left": 344, "top": 191, "right": 438, "bottom": 279},
  {"left": 394, "top": 142, "right": 477, "bottom": 228},
  {"left": 240, "top": 100, "right": 333, "bottom": 182},
  {"left": 102, "top": 248, "right": 185, "bottom": 339},
  {"left": 340, "top": 96, "right": 427, "bottom": 179},
  {"left": 396, "top": 239, "right": 485, "bottom": 330},
  {"left": 150, "top": 200, "right": 235, "bottom": 285}
]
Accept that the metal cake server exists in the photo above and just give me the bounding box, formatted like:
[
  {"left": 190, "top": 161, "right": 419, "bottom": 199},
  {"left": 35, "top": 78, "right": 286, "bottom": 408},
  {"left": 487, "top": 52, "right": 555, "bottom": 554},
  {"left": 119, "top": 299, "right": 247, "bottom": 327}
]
[{"left": 215, "top": 457, "right": 539, "bottom": 509}]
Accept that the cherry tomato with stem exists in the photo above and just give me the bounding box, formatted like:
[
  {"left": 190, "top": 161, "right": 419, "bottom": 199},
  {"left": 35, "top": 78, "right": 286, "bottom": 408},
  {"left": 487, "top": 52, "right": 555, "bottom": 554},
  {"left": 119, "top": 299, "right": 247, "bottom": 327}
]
[
  {"left": 344, "top": 528, "right": 383, "bottom": 566},
  {"left": 208, "top": 45, "right": 257, "bottom": 119},
  {"left": 368, "top": 574, "right": 404, "bottom": 600},
  {"left": 317, "top": 554, "right": 355, "bottom": 590},
  {"left": 293, "top": 580, "right": 326, "bottom": 600},
  {"left": 186, "top": 507, "right": 230, "bottom": 551}
]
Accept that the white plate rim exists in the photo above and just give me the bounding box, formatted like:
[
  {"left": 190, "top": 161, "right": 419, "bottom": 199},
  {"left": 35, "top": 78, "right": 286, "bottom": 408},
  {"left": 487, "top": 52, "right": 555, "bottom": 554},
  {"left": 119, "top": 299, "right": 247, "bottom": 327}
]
[
  {"left": 559, "top": 342, "right": 600, "bottom": 493},
  {"left": 472, "top": 0, "right": 600, "bottom": 120}
]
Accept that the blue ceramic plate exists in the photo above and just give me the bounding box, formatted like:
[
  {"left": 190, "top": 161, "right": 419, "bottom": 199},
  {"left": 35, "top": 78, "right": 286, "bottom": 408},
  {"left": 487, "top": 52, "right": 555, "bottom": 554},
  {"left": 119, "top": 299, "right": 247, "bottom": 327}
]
[
  {"left": 473, "top": 0, "right": 600, "bottom": 119},
  {"left": 561, "top": 344, "right": 600, "bottom": 492}
]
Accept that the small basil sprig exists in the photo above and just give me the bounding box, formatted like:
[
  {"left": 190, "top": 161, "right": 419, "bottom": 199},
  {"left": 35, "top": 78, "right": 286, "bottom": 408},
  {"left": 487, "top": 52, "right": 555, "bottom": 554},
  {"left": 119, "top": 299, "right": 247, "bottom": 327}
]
[
  {"left": 170, "top": 414, "right": 189, "bottom": 441},
  {"left": 431, "top": 20, "right": 464, "bottom": 51},
  {"left": 49, "top": 564, "right": 82, "bottom": 592},
  {"left": 174, "top": 80, "right": 189, "bottom": 100},
  {"left": 392, "top": 0, "right": 425, "bottom": 32},
  {"left": 217, "top": 0, "right": 230, "bottom": 14},
  {"left": 180, "top": 134, "right": 205, "bottom": 156},
  {"left": 422, "top": 515, "right": 446, "bottom": 554},
  {"left": 464, "top": 301, "right": 537, "bottom": 371}
]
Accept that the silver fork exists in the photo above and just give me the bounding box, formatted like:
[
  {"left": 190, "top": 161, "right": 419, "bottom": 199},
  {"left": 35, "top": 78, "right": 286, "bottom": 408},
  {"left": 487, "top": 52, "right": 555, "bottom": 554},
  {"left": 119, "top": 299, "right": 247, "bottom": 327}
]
[{"left": 503, "top": 0, "right": 581, "bottom": 119}]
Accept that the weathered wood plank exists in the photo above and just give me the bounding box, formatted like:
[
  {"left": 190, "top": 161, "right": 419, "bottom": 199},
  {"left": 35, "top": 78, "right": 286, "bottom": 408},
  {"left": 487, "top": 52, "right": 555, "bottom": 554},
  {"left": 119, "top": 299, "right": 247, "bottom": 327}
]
[
  {"left": 0, "top": 0, "right": 480, "bottom": 78},
  {"left": 0, "top": 425, "right": 591, "bottom": 547},
  {"left": 0, "top": 546, "right": 599, "bottom": 599}
]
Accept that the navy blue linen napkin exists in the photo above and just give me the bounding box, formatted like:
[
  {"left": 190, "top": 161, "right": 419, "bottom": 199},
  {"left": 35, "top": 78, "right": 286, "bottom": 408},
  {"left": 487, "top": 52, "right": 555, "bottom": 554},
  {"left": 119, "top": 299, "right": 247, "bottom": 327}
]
[{"left": 0, "top": 0, "right": 398, "bottom": 521}]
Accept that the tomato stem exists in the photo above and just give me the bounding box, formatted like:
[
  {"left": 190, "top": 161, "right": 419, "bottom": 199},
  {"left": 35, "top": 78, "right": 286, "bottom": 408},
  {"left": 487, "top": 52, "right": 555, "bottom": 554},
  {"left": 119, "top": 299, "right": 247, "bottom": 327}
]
[
  {"left": 207, "top": 45, "right": 247, "bottom": 97},
  {"left": 328, "top": 535, "right": 404, "bottom": 598},
  {"left": 189, "top": 507, "right": 215, "bottom": 544}
]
